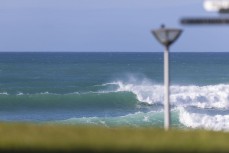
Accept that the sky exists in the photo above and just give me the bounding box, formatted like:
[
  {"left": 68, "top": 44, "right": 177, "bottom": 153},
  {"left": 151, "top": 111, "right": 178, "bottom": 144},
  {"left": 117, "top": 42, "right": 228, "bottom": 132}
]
[{"left": 0, "top": 0, "right": 229, "bottom": 52}]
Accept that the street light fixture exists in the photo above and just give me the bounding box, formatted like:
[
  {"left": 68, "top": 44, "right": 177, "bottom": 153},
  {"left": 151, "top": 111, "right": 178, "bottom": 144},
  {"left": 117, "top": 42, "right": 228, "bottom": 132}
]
[{"left": 152, "top": 25, "right": 182, "bottom": 130}]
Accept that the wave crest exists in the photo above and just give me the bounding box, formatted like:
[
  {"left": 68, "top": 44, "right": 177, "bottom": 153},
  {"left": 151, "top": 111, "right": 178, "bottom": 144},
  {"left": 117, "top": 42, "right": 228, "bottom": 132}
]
[{"left": 111, "top": 81, "right": 229, "bottom": 109}]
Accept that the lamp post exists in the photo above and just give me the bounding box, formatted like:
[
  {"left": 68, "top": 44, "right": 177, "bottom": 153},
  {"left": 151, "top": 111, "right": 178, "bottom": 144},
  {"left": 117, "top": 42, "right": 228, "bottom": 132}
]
[{"left": 152, "top": 25, "right": 182, "bottom": 130}]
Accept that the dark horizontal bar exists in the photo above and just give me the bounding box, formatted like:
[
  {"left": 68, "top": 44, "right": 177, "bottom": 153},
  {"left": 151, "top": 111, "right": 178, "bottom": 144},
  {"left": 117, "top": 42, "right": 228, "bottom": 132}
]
[
  {"left": 219, "top": 9, "right": 229, "bottom": 13},
  {"left": 181, "top": 17, "right": 229, "bottom": 25}
]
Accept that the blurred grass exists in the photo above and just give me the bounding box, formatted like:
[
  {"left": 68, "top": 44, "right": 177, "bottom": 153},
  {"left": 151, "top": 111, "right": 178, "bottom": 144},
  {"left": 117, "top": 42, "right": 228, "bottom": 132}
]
[{"left": 0, "top": 123, "right": 228, "bottom": 152}]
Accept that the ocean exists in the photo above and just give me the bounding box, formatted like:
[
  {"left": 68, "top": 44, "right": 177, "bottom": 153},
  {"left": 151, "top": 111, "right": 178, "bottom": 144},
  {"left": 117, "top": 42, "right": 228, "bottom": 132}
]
[{"left": 0, "top": 52, "right": 229, "bottom": 131}]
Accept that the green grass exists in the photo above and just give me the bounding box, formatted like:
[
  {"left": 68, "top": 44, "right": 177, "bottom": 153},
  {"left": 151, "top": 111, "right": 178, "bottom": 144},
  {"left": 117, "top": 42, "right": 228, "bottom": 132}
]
[{"left": 0, "top": 122, "right": 228, "bottom": 152}]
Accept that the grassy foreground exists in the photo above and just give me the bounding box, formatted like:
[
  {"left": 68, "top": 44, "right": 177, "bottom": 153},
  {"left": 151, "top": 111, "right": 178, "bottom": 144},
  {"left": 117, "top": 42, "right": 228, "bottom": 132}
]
[{"left": 0, "top": 123, "right": 228, "bottom": 153}]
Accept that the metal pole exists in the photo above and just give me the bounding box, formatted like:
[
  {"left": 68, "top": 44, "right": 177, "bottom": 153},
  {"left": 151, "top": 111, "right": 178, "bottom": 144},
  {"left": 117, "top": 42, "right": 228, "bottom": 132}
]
[{"left": 164, "top": 46, "right": 170, "bottom": 130}]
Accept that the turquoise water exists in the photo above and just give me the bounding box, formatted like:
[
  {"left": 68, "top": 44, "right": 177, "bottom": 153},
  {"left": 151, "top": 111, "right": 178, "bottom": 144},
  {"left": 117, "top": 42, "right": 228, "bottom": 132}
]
[{"left": 0, "top": 52, "right": 229, "bottom": 130}]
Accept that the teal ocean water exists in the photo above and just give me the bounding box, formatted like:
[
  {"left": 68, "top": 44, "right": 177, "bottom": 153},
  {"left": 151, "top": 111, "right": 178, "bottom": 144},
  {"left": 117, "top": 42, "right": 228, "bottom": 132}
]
[{"left": 1, "top": 52, "right": 229, "bottom": 131}]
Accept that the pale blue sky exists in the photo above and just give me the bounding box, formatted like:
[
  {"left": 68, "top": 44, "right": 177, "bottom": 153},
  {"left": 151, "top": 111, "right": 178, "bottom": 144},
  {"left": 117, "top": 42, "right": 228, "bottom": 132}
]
[{"left": 0, "top": 0, "right": 228, "bottom": 52}]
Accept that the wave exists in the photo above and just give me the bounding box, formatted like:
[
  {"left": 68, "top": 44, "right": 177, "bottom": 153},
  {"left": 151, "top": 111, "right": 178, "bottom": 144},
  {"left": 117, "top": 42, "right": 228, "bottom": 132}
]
[
  {"left": 2, "top": 78, "right": 229, "bottom": 131},
  {"left": 109, "top": 81, "right": 229, "bottom": 109},
  {"left": 51, "top": 106, "right": 229, "bottom": 131},
  {"left": 179, "top": 107, "right": 229, "bottom": 131},
  {"left": 51, "top": 110, "right": 181, "bottom": 128},
  {"left": 99, "top": 80, "right": 229, "bottom": 131},
  {"left": 3, "top": 81, "right": 229, "bottom": 110},
  {"left": 0, "top": 91, "right": 139, "bottom": 110},
  {"left": 15, "top": 91, "right": 80, "bottom": 96},
  {"left": 0, "top": 92, "right": 8, "bottom": 95},
  {"left": 49, "top": 105, "right": 229, "bottom": 131}
]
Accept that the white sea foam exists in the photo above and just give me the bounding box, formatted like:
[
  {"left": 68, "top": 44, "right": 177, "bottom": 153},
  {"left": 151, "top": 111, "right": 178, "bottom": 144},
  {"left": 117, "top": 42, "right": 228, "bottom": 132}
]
[
  {"left": 17, "top": 92, "right": 24, "bottom": 96},
  {"left": 112, "top": 81, "right": 229, "bottom": 109},
  {"left": 53, "top": 111, "right": 165, "bottom": 127},
  {"left": 40, "top": 92, "right": 50, "bottom": 95},
  {"left": 179, "top": 107, "right": 229, "bottom": 131},
  {"left": 0, "top": 92, "right": 8, "bottom": 95}
]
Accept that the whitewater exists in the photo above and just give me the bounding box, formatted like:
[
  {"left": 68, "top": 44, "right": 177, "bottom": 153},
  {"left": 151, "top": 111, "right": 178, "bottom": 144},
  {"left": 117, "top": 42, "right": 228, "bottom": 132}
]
[
  {"left": 57, "top": 81, "right": 229, "bottom": 131},
  {"left": 115, "top": 81, "right": 229, "bottom": 131}
]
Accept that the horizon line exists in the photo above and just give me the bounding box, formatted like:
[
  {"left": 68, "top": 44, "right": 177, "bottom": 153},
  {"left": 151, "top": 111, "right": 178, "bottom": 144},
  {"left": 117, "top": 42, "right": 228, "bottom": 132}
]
[{"left": 0, "top": 51, "right": 229, "bottom": 53}]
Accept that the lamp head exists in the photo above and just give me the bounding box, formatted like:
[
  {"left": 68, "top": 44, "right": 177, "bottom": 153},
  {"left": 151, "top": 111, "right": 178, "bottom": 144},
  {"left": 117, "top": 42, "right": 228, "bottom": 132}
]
[{"left": 152, "top": 25, "right": 182, "bottom": 48}]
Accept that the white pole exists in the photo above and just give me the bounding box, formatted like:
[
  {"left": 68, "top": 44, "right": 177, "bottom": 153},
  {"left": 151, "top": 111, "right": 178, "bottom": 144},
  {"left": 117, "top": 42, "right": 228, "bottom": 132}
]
[{"left": 164, "top": 46, "right": 170, "bottom": 130}]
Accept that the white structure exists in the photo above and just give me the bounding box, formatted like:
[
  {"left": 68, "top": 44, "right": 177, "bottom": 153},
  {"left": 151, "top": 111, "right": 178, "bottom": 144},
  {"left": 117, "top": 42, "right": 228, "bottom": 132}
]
[{"left": 204, "top": 0, "right": 229, "bottom": 12}]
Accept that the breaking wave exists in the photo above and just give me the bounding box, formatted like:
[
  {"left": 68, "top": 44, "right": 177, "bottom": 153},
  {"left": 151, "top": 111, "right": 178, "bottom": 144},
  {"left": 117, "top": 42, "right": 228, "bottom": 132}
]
[
  {"left": 2, "top": 79, "right": 229, "bottom": 131},
  {"left": 112, "top": 81, "right": 229, "bottom": 109}
]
